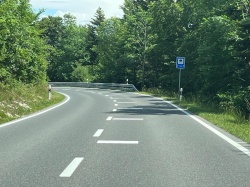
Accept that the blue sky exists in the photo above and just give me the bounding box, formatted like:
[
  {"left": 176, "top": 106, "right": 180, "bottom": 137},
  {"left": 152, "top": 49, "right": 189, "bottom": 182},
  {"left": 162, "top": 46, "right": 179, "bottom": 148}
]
[{"left": 30, "top": 0, "right": 124, "bottom": 25}]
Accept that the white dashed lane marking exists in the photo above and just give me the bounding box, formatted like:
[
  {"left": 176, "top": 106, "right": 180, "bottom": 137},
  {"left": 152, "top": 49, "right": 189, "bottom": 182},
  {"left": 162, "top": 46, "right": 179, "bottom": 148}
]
[
  {"left": 93, "top": 129, "right": 104, "bottom": 137},
  {"left": 97, "top": 140, "right": 139, "bottom": 144},
  {"left": 106, "top": 116, "right": 113, "bottom": 121},
  {"left": 113, "top": 118, "right": 144, "bottom": 121},
  {"left": 60, "top": 157, "right": 84, "bottom": 178}
]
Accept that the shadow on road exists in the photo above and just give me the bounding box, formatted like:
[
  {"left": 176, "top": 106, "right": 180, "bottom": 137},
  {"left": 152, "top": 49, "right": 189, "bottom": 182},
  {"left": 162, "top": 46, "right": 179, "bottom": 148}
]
[{"left": 107, "top": 101, "right": 187, "bottom": 116}]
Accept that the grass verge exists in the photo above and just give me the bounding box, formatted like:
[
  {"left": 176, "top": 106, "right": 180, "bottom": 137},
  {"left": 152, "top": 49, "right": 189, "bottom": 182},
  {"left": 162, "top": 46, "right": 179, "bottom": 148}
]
[
  {"left": 0, "top": 83, "right": 65, "bottom": 124},
  {"left": 143, "top": 89, "right": 250, "bottom": 143}
]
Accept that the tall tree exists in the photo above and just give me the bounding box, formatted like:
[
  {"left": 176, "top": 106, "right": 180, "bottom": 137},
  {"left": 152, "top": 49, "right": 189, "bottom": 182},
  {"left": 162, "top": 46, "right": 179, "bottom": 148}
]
[
  {"left": 149, "top": 0, "right": 184, "bottom": 90},
  {"left": 38, "top": 16, "right": 65, "bottom": 81},
  {"left": 121, "top": 0, "right": 155, "bottom": 89},
  {"left": 86, "top": 8, "right": 105, "bottom": 66},
  {"left": 38, "top": 14, "right": 89, "bottom": 81},
  {"left": 0, "top": 0, "right": 48, "bottom": 83},
  {"left": 95, "top": 18, "right": 131, "bottom": 83},
  {"left": 58, "top": 14, "right": 89, "bottom": 81}
]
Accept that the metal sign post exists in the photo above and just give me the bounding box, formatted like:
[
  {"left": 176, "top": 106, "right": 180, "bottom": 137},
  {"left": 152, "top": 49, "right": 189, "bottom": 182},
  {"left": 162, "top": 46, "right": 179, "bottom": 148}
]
[
  {"left": 179, "top": 69, "right": 181, "bottom": 95},
  {"left": 176, "top": 57, "right": 185, "bottom": 101}
]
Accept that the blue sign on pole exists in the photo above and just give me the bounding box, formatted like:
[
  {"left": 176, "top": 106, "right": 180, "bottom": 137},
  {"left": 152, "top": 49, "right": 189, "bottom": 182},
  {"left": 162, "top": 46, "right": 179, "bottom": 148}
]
[{"left": 176, "top": 57, "right": 185, "bottom": 69}]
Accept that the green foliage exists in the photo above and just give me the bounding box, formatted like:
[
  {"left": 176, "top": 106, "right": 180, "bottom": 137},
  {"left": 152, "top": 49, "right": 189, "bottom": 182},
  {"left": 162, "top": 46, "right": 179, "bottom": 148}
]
[
  {"left": 90, "top": 7, "right": 105, "bottom": 27},
  {"left": 38, "top": 16, "right": 65, "bottom": 47},
  {"left": 71, "top": 63, "right": 92, "bottom": 82},
  {"left": 88, "top": 0, "right": 250, "bottom": 118},
  {"left": 84, "top": 7, "right": 106, "bottom": 69},
  {"left": 38, "top": 14, "right": 89, "bottom": 81},
  {"left": 94, "top": 18, "right": 131, "bottom": 83},
  {"left": 186, "top": 16, "right": 239, "bottom": 96},
  {"left": 121, "top": 0, "right": 157, "bottom": 89},
  {"left": 1, "top": 0, "right": 249, "bottom": 119},
  {"left": 217, "top": 87, "right": 250, "bottom": 119},
  {"left": 0, "top": 0, "right": 48, "bottom": 84}
]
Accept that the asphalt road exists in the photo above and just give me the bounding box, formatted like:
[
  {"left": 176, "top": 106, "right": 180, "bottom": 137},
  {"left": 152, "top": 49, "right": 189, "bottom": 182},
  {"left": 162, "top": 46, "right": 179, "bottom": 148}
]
[{"left": 1, "top": 87, "right": 250, "bottom": 187}]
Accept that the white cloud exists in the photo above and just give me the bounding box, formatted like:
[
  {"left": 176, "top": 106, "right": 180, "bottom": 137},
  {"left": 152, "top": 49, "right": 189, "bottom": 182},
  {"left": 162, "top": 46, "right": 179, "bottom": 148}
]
[
  {"left": 30, "top": 0, "right": 124, "bottom": 25},
  {"left": 54, "top": 11, "right": 87, "bottom": 25}
]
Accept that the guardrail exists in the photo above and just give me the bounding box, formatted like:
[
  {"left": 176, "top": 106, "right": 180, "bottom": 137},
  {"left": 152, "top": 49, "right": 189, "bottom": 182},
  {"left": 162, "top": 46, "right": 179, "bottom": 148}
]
[{"left": 49, "top": 82, "right": 139, "bottom": 92}]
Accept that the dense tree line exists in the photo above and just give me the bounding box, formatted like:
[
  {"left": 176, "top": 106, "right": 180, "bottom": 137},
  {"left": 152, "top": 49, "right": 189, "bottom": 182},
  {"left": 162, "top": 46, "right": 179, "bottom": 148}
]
[
  {"left": 0, "top": 0, "right": 249, "bottom": 117},
  {"left": 93, "top": 0, "right": 250, "bottom": 117}
]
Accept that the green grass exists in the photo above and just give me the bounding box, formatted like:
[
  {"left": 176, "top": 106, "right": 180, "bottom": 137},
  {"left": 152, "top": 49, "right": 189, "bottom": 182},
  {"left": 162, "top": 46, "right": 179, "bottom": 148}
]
[
  {"left": 143, "top": 89, "right": 250, "bottom": 143},
  {"left": 0, "top": 83, "right": 65, "bottom": 124}
]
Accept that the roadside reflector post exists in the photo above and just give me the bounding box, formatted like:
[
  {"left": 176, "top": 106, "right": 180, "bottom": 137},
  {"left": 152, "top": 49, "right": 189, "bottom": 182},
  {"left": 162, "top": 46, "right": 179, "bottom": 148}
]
[
  {"left": 48, "top": 84, "right": 52, "bottom": 100},
  {"left": 180, "top": 88, "right": 183, "bottom": 101}
]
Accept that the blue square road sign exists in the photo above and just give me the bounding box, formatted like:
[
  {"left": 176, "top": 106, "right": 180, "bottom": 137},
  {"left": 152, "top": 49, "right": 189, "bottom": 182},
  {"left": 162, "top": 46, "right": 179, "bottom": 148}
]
[{"left": 176, "top": 57, "right": 185, "bottom": 69}]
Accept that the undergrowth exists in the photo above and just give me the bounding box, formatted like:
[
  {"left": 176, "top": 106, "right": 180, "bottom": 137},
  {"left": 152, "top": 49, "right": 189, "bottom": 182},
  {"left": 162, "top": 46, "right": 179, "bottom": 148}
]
[{"left": 0, "top": 82, "right": 64, "bottom": 124}]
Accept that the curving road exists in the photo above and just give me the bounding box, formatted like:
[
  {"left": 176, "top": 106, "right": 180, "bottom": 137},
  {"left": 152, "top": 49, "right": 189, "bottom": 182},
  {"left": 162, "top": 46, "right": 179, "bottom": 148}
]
[{"left": 0, "top": 87, "right": 250, "bottom": 187}]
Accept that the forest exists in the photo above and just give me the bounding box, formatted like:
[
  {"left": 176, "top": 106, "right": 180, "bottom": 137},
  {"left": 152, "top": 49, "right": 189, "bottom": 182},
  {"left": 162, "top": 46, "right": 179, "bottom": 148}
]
[{"left": 0, "top": 0, "right": 250, "bottom": 118}]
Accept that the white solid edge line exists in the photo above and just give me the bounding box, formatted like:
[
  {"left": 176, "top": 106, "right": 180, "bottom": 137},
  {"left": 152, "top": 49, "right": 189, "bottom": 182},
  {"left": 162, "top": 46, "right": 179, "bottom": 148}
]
[
  {"left": 97, "top": 140, "right": 139, "bottom": 144},
  {"left": 93, "top": 129, "right": 104, "bottom": 137},
  {"left": 133, "top": 92, "right": 250, "bottom": 157},
  {"left": 164, "top": 100, "right": 250, "bottom": 157},
  {"left": 59, "top": 157, "right": 84, "bottom": 177},
  {"left": 0, "top": 92, "right": 70, "bottom": 128}
]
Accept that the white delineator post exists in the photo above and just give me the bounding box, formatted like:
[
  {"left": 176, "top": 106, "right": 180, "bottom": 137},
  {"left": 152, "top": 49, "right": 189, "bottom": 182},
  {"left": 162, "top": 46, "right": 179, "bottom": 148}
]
[
  {"left": 180, "top": 87, "right": 183, "bottom": 101},
  {"left": 48, "top": 84, "right": 52, "bottom": 100}
]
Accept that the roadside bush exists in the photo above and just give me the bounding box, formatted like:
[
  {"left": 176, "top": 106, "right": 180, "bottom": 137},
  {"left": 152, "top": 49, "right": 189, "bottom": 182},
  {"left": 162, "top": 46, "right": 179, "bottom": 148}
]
[{"left": 217, "top": 87, "right": 250, "bottom": 120}]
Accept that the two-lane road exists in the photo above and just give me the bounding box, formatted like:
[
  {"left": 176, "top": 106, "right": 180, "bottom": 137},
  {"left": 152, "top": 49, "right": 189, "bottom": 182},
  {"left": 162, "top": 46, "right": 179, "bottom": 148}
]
[{"left": 0, "top": 87, "right": 250, "bottom": 187}]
